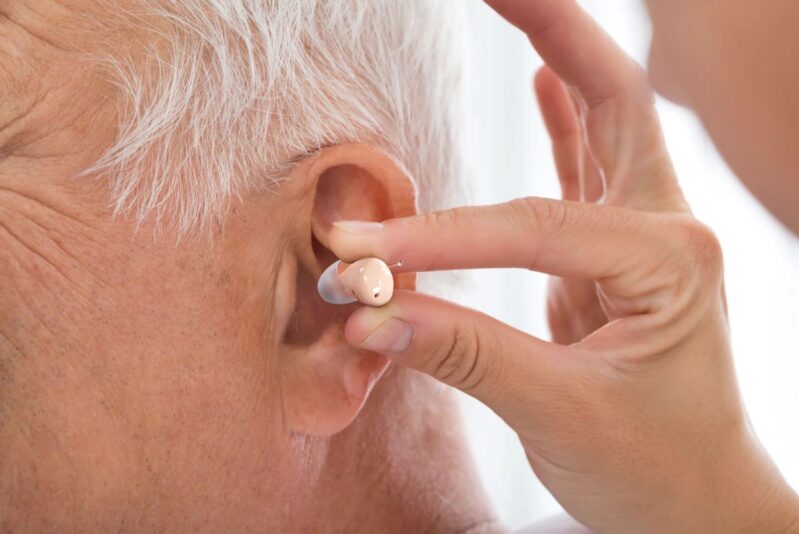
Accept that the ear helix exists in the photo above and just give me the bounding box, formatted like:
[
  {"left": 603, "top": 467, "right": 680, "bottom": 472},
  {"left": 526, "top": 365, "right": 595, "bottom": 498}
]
[{"left": 317, "top": 258, "right": 399, "bottom": 307}]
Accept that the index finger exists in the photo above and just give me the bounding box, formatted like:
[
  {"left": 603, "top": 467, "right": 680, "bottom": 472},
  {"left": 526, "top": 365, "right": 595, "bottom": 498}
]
[
  {"left": 485, "top": 0, "right": 650, "bottom": 106},
  {"left": 329, "top": 197, "right": 672, "bottom": 283}
]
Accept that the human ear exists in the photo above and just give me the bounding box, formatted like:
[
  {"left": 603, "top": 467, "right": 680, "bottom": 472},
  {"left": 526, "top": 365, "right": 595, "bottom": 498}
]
[{"left": 278, "top": 144, "right": 417, "bottom": 436}]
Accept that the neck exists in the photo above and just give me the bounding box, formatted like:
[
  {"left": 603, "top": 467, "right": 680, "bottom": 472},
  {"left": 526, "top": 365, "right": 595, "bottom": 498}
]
[
  {"left": 303, "top": 371, "right": 500, "bottom": 533},
  {"left": 0, "top": 188, "right": 499, "bottom": 533}
]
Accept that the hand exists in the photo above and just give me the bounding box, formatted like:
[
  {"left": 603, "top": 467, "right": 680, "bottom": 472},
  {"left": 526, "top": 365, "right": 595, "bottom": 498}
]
[
  {"left": 528, "top": 17, "right": 686, "bottom": 346},
  {"left": 329, "top": 1, "right": 799, "bottom": 531}
]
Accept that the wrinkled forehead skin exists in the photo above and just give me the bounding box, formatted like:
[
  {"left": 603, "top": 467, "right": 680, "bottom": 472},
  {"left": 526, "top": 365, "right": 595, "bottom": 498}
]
[
  {"left": 0, "top": 1, "right": 131, "bottom": 174},
  {"left": 3, "top": 0, "right": 470, "bottom": 237}
]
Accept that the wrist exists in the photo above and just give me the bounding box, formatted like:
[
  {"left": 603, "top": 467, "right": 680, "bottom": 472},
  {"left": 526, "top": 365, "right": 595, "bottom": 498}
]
[
  {"left": 760, "top": 485, "right": 799, "bottom": 533},
  {"left": 704, "top": 430, "right": 799, "bottom": 532},
  {"left": 744, "top": 473, "right": 799, "bottom": 533},
  {"left": 740, "top": 479, "right": 799, "bottom": 533}
]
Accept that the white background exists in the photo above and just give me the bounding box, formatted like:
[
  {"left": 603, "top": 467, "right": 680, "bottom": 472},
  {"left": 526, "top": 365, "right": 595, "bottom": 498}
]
[{"left": 450, "top": 0, "right": 799, "bottom": 528}]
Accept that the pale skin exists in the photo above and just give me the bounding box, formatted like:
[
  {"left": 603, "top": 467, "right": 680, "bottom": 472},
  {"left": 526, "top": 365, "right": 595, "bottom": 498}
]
[
  {"left": 331, "top": 0, "right": 799, "bottom": 531},
  {"left": 0, "top": 1, "right": 498, "bottom": 532},
  {"left": 5, "top": 0, "right": 799, "bottom": 531},
  {"left": 644, "top": 0, "right": 799, "bottom": 234}
]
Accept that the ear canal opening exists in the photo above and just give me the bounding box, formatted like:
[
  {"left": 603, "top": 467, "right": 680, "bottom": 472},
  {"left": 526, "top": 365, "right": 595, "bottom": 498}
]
[{"left": 312, "top": 234, "right": 337, "bottom": 273}]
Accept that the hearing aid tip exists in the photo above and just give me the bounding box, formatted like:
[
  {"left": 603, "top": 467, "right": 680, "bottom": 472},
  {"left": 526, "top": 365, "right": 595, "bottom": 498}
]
[{"left": 317, "top": 260, "right": 358, "bottom": 305}]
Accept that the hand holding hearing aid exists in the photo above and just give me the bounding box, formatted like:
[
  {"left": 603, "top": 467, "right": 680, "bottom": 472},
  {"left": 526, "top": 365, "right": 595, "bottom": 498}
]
[{"left": 319, "top": 1, "right": 799, "bottom": 531}]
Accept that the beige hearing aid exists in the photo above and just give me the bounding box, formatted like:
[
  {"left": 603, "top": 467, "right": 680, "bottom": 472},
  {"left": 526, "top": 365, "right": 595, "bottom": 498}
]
[{"left": 317, "top": 258, "right": 397, "bottom": 307}]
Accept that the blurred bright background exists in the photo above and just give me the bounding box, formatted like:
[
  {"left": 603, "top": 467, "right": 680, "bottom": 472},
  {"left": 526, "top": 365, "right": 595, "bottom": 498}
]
[{"left": 447, "top": 0, "right": 799, "bottom": 529}]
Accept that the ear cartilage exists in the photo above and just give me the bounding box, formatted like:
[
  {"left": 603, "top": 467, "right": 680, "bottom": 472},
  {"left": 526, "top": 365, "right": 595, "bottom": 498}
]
[{"left": 317, "top": 258, "right": 395, "bottom": 307}]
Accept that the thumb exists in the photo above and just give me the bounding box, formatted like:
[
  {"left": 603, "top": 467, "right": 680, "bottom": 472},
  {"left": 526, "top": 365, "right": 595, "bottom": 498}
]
[{"left": 344, "top": 290, "right": 575, "bottom": 421}]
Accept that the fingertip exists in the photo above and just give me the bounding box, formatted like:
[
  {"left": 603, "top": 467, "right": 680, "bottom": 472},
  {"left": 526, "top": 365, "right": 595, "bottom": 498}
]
[
  {"left": 329, "top": 224, "right": 374, "bottom": 263},
  {"left": 535, "top": 71, "right": 578, "bottom": 134},
  {"left": 534, "top": 65, "right": 566, "bottom": 110},
  {"left": 534, "top": 64, "right": 556, "bottom": 91},
  {"left": 344, "top": 291, "right": 425, "bottom": 350},
  {"left": 344, "top": 304, "right": 394, "bottom": 347},
  {"left": 329, "top": 220, "right": 404, "bottom": 268}
]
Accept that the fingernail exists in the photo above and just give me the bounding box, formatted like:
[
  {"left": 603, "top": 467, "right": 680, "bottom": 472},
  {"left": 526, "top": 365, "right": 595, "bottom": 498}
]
[
  {"left": 333, "top": 220, "right": 384, "bottom": 234},
  {"left": 359, "top": 318, "right": 414, "bottom": 353}
]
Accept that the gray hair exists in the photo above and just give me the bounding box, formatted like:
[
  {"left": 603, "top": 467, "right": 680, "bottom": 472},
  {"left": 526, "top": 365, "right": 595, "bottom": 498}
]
[{"left": 87, "top": 0, "right": 470, "bottom": 234}]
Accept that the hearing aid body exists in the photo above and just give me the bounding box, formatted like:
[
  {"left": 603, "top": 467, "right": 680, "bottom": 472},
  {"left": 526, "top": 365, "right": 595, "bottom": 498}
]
[{"left": 318, "top": 258, "right": 394, "bottom": 307}]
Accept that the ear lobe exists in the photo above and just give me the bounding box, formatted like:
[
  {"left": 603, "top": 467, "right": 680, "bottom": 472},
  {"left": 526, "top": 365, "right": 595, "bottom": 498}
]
[
  {"left": 281, "top": 327, "right": 389, "bottom": 437},
  {"left": 278, "top": 144, "right": 417, "bottom": 437}
]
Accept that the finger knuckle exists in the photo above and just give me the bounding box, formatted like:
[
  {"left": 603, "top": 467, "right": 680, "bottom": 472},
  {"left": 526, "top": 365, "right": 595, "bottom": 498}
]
[
  {"left": 654, "top": 217, "right": 725, "bottom": 304},
  {"left": 627, "top": 64, "right": 656, "bottom": 104},
  {"left": 404, "top": 211, "right": 433, "bottom": 233},
  {"left": 413, "top": 207, "right": 462, "bottom": 233},
  {"left": 429, "top": 322, "right": 487, "bottom": 392},
  {"left": 424, "top": 208, "right": 452, "bottom": 228},
  {"left": 584, "top": 63, "right": 655, "bottom": 110},
  {"left": 507, "top": 197, "right": 576, "bottom": 270},
  {"left": 671, "top": 217, "right": 724, "bottom": 280},
  {"left": 508, "top": 197, "right": 570, "bottom": 235}
]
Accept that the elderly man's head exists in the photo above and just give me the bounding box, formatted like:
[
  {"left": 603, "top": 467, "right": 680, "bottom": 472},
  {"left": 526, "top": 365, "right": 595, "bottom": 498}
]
[
  {"left": 89, "top": 0, "right": 469, "bottom": 230},
  {"left": 0, "top": 1, "right": 496, "bottom": 531}
]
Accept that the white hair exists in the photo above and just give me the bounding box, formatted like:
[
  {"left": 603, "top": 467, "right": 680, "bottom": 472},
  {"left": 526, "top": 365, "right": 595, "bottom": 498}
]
[{"left": 86, "top": 0, "right": 470, "bottom": 234}]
